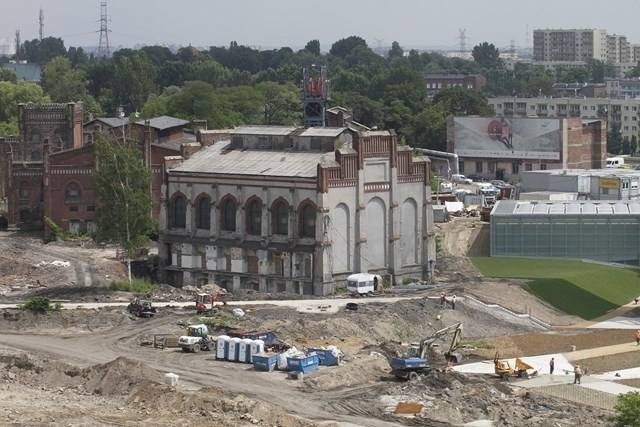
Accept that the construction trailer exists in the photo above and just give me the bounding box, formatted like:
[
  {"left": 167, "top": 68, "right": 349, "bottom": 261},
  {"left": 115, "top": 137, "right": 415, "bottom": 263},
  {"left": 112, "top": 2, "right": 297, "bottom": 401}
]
[{"left": 490, "top": 200, "right": 640, "bottom": 265}]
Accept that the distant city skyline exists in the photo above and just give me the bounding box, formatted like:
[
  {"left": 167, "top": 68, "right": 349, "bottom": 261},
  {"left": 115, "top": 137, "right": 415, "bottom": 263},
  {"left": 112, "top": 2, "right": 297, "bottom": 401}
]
[{"left": 3, "top": 0, "right": 640, "bottom": 52}]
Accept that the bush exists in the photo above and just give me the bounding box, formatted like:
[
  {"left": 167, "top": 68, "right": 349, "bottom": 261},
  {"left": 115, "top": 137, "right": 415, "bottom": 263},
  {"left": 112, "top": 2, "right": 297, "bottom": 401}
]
[
  {"left": 402, "top": 277, "right": 418, "bottom": 285},
  {"left": 109, "top": 279, "right": 155, "bottom": 294},
  {"left": 611, "top": 391, "right": 640, "bottom": 427},
  {"left": 21, "top": 296, "right": 55, "bottom": 314}
]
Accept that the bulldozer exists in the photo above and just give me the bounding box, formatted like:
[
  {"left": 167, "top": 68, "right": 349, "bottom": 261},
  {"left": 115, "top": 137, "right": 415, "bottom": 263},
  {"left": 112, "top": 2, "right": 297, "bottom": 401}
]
[
  {"left": 494, "top": 352, "right": 538, "bottom": 380},
  {"left": 388, "top": 322, "right": 463, "bottom": 381},
  {"left": 178, "top": 324, "right": 215, "bottom": 353}
]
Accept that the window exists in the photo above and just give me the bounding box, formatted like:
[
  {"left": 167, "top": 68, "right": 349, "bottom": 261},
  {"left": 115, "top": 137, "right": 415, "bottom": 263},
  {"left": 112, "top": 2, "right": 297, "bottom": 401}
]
[
  {"left": 272, "top": 200, "right": 289, "bottom": 235},
  {"left": 525, "top": 163, "right": 533, "bottom": 171},
  {"left": 299, "top": 203, "right": 316, "bottom": 238},
  {"left": 459, "top": 161, "right": 465, "bottom": 174},
  {"left": 475, "top": 161, "right": 483, "bottom": 173},
  {"left": 246, "top": 198, "right": 262, "bottom": 235},
  {"left": 18, "top": 181, "right": 30, "bottom": 199},
  {"left": 170, "top": 194, "right": 187, "bottom": 228},
  {"left": 64, "top": 182, "right": 81, "bottom": 204},
  {"left": 540, "top": 164, "right": 547, "bottom": 170},
  {"left": 488, "top": 161, "right": 496, "bottom": 173},
  {"left": 195, "top": 196, "right": 211, "bottom": 230},
  {"left": 512, "top": 162, "right": 519, "bottom": 174},
  {"left": 87, "top": 205, "right": 95, "bottom": 212},
  {"left": 220, "top": 196, "right": 237, "bottom": 232}
]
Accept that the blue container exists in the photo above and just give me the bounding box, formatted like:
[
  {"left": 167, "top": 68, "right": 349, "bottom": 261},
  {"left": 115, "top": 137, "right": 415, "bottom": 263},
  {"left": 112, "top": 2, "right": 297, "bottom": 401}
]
[
  {"left": 252, "top": 353, "right": 278, "bottom": 372},
  {"left": 308, "top": 348, "right": 339, "bottom": 366},
  {"left": 287, "top": 354, "right": 320, "bottom": 373},
  {"left": 389, "top": 357, "right": 430, "bottom": 370}
]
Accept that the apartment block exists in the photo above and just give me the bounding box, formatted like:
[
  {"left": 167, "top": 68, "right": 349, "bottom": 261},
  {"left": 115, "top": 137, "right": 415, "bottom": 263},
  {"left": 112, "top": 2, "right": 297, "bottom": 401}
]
[{"left": 533, "top": 29, "right": 607, "bottom": 62}]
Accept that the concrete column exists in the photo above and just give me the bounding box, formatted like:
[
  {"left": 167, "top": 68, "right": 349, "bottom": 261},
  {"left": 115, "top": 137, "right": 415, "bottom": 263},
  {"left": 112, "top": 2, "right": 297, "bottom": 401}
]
[
  {"left": 388, "top": 166, "right": 400, "bottom": 283},
  {"left": 355, "top": 169, "right": 367, "bottom": 273},
  {"left": 290, "top": 188, "right": 299, "bottom": 239},
  {"left": 210, "top": 184, "right": 219, "bottom": 238},
  {"left": 236, "top": 186, "right": 245, "bottom": 236},
  {"left": 262, "top": 187, "right": 269, "bottom": 238}
]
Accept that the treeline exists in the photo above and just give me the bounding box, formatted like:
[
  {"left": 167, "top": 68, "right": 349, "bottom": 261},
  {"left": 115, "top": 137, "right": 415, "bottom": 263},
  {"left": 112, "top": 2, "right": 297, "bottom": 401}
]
[{"left": 0, "top": 36, "right": 629, "bottom": 150}]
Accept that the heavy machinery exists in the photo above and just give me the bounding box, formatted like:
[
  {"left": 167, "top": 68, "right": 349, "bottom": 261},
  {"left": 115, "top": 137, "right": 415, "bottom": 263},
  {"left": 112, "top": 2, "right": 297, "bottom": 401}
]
[
  {"left": 178, "top": 324, "right": 215, "bottom": 353},
  {"left": 388, "top": 322, "right": 463, "bottom": 380},
  {"left": 127, "top": 298, "right": 157, "bottom": 318},
  {"left": 195, "top": 290, "right": 227, "bottom": 313},
  {"left": 494, "top": 353, "right": 538, "bottom": 380}
]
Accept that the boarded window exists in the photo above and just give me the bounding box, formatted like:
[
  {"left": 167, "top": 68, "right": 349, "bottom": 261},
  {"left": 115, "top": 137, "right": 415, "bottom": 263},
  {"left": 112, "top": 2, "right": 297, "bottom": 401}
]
[
  {"left": 170, "top": 195, "right": 187, "bottom": 228},
  {"left": 196, "top": 196, "right": 211, "bottom": 230},
  {"left": 246, "top": 198, "right": 262, "bottom": 235},
  {"left": 220, "top": 197, "right": 236, "bottom": 231},
  {"left": 299, "top": 204, "right": 316, "bottom": 238},
  {"left": 272, "top": 201, "right": 288, "bottom": 235},
  {"left": 65, "top": 183, "right": 81, "bottom": 204}
]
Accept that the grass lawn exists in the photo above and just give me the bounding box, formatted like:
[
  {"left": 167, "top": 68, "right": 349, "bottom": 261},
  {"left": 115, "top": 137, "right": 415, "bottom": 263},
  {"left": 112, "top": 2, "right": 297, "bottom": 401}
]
[{"left": 471, "top": 258, "right": 640, "bottom": 320}]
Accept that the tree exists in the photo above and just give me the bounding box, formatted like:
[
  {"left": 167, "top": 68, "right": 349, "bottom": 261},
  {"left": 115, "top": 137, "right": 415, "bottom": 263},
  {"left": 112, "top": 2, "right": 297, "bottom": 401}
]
[
  {"left": 0, "top": 81, "right": 49, "bottom": 124},
  {"left": 472, "top": 42, "right": 500, "bottom": 69},
  {"left": 432, "top": 86, "right": 494, "bottom": 116},
  {"left": 608, "top": 124, "right": 623, "bottom": 155},
  {"left": 112, "top": 52, "right": 157, "bottom": 112},
  {"left": 94, "top": 135, "right": 153, "bottom": 282},
  {"left": 329, "top": 36, "right": 368, "bottom": 58},
  {"left": 388, "top": 41, "right": 404, "bottom": 59},
  {"left": 41, "top": 57, "right": 87, "bottom": 102},
  {"left": 304, "top": 40, "right": 321, "bottom": 56},
  {"left": 0, "top": 68, "right": 16, "bottom": 83},
  {"left": 259, "top": 82, "right": 301, "bottom": 125},
  {"left": 22, "top": 37, "right": 66, "bottom": 64},
  {"left": 611, "top": 391, "right": 640, "bottom": 427}
]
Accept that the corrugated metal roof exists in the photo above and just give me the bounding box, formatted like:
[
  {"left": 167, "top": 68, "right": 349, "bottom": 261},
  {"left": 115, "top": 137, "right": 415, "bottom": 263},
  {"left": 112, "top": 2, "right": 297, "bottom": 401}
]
[
  {"left": 92, "top": 117, "right": 129, "bottom": 128},
  {"left": 493, "top": 200, "right": 640, "bottom": 216},
  {"left": 232, "top": 126, "right": 299, "bottom": 136},
  {"left": 135, "top": 116, "right": 189, "bottom": 130},
  {"left": 170, "top": 142, "right": 332, "bottom": 178},
  {"left": 296, "top": 127, "right": 348, "bottom": 137}
]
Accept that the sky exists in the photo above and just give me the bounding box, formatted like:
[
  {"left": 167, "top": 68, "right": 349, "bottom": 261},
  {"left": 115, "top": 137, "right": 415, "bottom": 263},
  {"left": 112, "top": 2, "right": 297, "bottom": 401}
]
[{"left": 2, "top": 0, "right": 640, "bottom": 52}]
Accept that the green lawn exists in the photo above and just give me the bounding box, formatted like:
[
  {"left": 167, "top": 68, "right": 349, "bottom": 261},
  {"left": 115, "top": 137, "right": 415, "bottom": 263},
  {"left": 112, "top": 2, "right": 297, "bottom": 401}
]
[{"left": 471, "top": 258, "right": 640, "bottom": 320}]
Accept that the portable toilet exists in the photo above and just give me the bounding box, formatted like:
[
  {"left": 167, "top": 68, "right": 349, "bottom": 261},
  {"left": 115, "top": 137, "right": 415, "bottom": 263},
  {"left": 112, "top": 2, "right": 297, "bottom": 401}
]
[
  {"left": 249, "top": 339, "right": 265, "bottom": 363},
  {"left": 238, "top": 338, "right": 252, "bottom": 363},
  {"left": 216, "top": 335, "right": 230, "bottom": 360},
  {"left": 228, "top": 337, "right": 241, "bottom": 361}
]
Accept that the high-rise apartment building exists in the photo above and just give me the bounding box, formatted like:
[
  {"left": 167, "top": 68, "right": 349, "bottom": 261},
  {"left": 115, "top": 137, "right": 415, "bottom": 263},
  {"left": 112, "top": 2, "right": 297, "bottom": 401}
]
[
  {"left": 533, "top": 29, "right": 608, "bottom": 62},
  {"left": 607, "top": 34, "right": 631, "bottom": 64}
]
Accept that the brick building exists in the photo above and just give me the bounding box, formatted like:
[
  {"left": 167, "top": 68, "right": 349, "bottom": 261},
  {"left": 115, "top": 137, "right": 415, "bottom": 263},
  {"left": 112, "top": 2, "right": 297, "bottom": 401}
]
[{"left": 425, "top": 74, "right": 487, "bottom": 98}]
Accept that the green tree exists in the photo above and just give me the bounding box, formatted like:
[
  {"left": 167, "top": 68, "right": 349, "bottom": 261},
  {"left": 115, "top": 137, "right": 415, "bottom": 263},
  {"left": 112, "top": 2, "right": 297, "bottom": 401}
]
[
  {"left": 329, "top": 36, "right": 368, "bottom": 58},
  {"left": 410, "top": 104, "right": 448, "bottom": 150},
  {"left": 22, "top": 37, "right": 66, "bottom": 64},
  {"left": 472, "top": 42, "right": 500, "bottom": 69},
  {"left": 259, "top": 82, "right": 301, "bottom": 125},
  {"left": 113, "top": 52, "right": 157, "bottom": 112},
  {"left": 304, "top": 39, "right": 321, "bottom": 56},
  {"left": 608, "top": 124, "right": 623, "bottom": 155},
  {"left": 611, "top": 391, "right": 640, "bottom": 427},
  {"left": 94, "top": 135, "right": 152, "bottom": 282},
  {"left": 0, "top": 68, "right": 17, "bottom": 83},
  {"left": 433, "top": 86, "right": 493, "bottom": 116},
  {"left": 388, "top": 41, "right": 404, "bottom": 59},
  {"left": 0, "top": 81, "right": 49, "bottom": 124}
]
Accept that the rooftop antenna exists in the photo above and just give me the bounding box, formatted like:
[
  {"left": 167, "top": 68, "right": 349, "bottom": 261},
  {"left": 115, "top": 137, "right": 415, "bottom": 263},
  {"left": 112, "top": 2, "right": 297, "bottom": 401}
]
[
  {"left": 97, "top": 1, "right": 111, "bottom": 58},
  {"left": 39, "top": 7, "right": 44, "bottom": 40},
  {"left": 458, "top": 28, "right": 467, "bottom": 54}
]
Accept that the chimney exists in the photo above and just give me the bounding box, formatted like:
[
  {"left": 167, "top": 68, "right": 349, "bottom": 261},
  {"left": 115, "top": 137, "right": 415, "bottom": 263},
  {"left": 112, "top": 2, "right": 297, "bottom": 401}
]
[{"left": 180, "top": 142, "right": 202, "bottom": 159}]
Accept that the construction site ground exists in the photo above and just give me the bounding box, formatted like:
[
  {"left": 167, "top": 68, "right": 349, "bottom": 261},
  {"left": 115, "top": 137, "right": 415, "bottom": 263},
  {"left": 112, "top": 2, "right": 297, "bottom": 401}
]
[{"left": 1, "top": 220, "right": 639, "bottom": 425}]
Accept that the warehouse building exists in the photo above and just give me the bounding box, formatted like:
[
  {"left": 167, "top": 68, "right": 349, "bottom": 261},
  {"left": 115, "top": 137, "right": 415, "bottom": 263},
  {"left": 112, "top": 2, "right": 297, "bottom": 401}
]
[
  {"left": 490, "top": 200, "right": 640, "bottom": 265},
  {"left": 520, "top": 169, "right": 640, "bottom": 200}
]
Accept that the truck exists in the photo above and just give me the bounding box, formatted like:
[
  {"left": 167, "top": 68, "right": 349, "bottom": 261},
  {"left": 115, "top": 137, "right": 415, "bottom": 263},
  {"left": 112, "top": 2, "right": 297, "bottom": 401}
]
[
  {"left": 388, "top": 322, "right": 463, "bottom": 380},
  {"left": 494, "top": 353, "right": 538, "bottom": 380},
  {"left": 127, "top": 298, "right": 157, "bottom": 318},
  {"left": 178, "top": 324, "right": 215, "bottom": 353},
  {"left": 606, "top": 157, "right": 625, "bottom": 168}
]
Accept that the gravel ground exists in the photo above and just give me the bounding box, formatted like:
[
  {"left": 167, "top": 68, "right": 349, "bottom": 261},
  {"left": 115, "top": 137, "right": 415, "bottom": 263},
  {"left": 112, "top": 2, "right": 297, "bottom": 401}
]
[{"left": 574, "top": 350, "right": 640, "bottom": 374}]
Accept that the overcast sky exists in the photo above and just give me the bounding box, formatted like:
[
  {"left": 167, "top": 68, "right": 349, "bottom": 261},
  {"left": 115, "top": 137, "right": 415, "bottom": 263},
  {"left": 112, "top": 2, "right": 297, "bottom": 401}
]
[{"left": 3, "top": 0, "right": 640, "bottom": 51}]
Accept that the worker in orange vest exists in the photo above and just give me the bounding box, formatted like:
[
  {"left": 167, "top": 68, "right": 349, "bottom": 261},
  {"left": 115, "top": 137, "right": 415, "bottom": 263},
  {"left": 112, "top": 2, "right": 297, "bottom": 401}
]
[{"left": 635, "top": 329, "right": 640, "bottom": 346}]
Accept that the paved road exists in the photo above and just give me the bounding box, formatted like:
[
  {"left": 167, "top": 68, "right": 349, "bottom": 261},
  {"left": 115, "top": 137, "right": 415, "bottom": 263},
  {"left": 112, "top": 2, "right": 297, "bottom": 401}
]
[{"left": 0, "top": 296, "right": 422, "bottom": 313}]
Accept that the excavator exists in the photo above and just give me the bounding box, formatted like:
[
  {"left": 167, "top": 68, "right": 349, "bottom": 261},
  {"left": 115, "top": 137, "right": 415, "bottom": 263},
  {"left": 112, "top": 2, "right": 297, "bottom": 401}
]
[
  {"left": 494, "top": 352, "right": 538, "bottom": 380},
  {"left": 388, "top": 322, "right": 463, "bottom": 381},
  {"left": 195, "top": 289, "right": 228, "bottom": 314}
]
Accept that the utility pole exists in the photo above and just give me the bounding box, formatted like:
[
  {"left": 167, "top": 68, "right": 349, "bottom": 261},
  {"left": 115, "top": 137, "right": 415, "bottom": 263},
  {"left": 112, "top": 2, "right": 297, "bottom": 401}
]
[
  {"left": 39, "top": 7, "right": 44, "bottom": 40},
  {"left": 97, "top": 1, "right": 111, "bottom": 58},
  {"left": 14, "top": 29, "right": 20, "bottom": 60}
]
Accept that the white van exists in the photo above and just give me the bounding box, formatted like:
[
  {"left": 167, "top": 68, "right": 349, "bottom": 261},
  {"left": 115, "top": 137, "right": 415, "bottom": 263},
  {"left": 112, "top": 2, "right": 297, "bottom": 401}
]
[
  {"left": 346, "top": 273, "right": 382, "bottom": 296},
  {"left": 606, "top": 157, "right": 625, "bottom": 168}
]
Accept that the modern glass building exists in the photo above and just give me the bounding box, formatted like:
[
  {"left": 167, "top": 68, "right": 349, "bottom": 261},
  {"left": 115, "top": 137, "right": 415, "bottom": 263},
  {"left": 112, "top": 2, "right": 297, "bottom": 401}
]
[{"left": 490, "top": 200, "right": 640, "bottom": 265}]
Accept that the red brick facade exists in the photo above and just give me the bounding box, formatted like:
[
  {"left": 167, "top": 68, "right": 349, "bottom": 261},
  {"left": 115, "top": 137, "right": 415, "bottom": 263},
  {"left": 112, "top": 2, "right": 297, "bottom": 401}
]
[{"left": 565, "top": 119, "right": 607, "bottom": 169}]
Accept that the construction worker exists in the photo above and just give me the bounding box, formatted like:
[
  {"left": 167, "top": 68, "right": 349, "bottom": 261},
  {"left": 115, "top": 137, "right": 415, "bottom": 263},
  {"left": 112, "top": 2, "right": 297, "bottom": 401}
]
[
  {"left": 440, "top": 292, "right": 446, "bottom": 307},
  {"left": 635, "top": 329, "right": 640, "bottom": 346},
  {"left": 549, "top": 357, "right": 555, "bottom": 375},
  {"left": 573, "top": 364, "right": 582, "bottom": 384},
  {"left": 451, "top": 295, "right": 457, "bottom": 310}
]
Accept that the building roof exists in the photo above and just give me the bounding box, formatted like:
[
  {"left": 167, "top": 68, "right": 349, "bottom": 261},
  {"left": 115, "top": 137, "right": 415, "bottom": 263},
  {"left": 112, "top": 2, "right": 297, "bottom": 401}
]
[
  {"left": 170, "top": 141, "right": 333, "bottom": 178},
  {"left": 295, "top": 127, "right": 349, "bottom": 137},
  {"left": 492, "top": 200, "right": 640, "bottom": 216},
  {"left": 135, "top": 116, "right": 189, "bottom": 130},
  {"left": 88, "top": 117, "right": 129, "bottom": 128},
  {"left": 152, "top": 134, "right": 197, "bottom": 151},
  {"left": 232, "top": 126, "right": 299, "bottom": 136},
  {"left": 521, "top": 168, "right": 640, "bottom": 178}
]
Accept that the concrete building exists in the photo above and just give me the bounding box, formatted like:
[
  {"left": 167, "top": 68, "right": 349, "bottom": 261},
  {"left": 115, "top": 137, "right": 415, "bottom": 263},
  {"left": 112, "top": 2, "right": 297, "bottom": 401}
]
[
  {"left": 447, "top": 117, "right": 606, "bottom": 181},
  {"left": 488, "top": 96, "right": 640, "bottom": 141},
  {"left": 533, "top": 29, "right": 608, "bottom": 63},
  {"left": 520, "top": 169, "right": 640, "bottom": 201},
  {"left": 552, "top": 83, "right": 606, "bottom": 98},
  {"left": 159, "top": 126, "right": 434, "bottom": 295},
  {"left": 606, "top": 78, "right": 640, "bottom": 99},
  {"left": 425, "top": 74, "right": 486, "bottom": 98},
  {"left": 490, "top": 200, "right": 640, "bottom": 265},
  {"left": 607, "top": 34, "right": 632, "bottom": 64}
]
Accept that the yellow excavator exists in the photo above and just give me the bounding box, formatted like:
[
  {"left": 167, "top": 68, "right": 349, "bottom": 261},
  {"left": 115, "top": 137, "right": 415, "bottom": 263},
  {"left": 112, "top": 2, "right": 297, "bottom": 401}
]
[{"left": 494, "top": 352, "right": 538, "bottom": 380}]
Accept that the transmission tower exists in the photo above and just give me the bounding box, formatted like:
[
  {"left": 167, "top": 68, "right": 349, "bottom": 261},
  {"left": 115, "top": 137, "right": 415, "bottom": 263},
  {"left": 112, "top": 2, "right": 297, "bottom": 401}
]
[
  {"left": 39, "top": 7, "right": 44, "bottom": 40},
  {"left": 97, "top": 1, "right": 111, "bottom": 58},
  {"left": 510, "top": 39, "right": 516, "bottom": 58},
  {"left": 458, "top": 29, "right": 467, "bottom": 54},
  {"left": 14, "top": 29, "right": 21, "bottom": 60}
]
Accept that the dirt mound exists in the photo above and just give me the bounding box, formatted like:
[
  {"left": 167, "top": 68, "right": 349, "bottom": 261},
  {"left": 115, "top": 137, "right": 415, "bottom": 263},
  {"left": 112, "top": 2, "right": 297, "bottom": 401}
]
[
  {"left": 304, "top": 352, "right": 389, "bottom": 391},
  {"left": 0, "top": 308, "right": 133, "bottom": 334},
  {"left": 0, "top": 353, "right": 159, "bottom": 396},
  {"left": 128, "top": 382, "right": 317, "bottom": 427}
]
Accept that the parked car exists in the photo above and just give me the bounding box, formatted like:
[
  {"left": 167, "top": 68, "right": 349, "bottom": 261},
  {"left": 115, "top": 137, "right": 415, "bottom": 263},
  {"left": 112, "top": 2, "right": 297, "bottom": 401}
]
[
  {"left": 439, "top": 181, "right": 453, "bottom": 193},
  {"left": 451, "top": 174, "right": 473, "bottom": 185},
  {"left": 490, "top": 180, "right": 508, "bottom": 188}
]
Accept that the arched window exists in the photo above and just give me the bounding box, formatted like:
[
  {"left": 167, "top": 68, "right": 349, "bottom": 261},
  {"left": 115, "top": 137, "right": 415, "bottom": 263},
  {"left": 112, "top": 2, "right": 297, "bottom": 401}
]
[
  {"left": 195, "top": 196, "right": 211, "bottom": 230},
  {"left": 246, "top": 198, "right": 262, "bottom": 235},
  {"left": 299, "top": 203, "right": 316, "bottom": 238},
  {"left": 220, "top": 196, "right": 237, "bottom": 232},
  {"left": 170, "top": 194, "right": 186, "bottom": 228},
  {"left": 272, "top": 200, "right": 289, "bottom": 235},
  {"left": 65, "top": 182, "right": 81, "bottom": 204}
]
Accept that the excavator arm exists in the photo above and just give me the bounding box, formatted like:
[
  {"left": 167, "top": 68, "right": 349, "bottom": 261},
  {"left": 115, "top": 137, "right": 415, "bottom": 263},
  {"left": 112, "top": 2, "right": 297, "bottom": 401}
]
[{"left": 419, "top": 322, "right": 463, "bottom": 360}]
